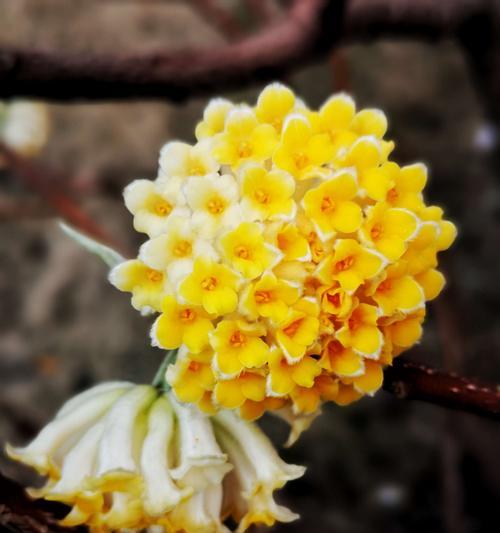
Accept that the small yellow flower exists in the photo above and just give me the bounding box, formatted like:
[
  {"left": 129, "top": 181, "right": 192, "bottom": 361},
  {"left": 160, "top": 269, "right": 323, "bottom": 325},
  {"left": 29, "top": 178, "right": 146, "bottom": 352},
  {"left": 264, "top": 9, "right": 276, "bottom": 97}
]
[
  {"left": 151, "top": 295, "right": 214, "bottom": 353},
  {"left": 219, "top": 222, "right": 281, "bottom": 279},
  {"left": 255, "top": 82, "right": 296, "bottom": 132},
  {"left": 320, "top": 339, "right": 364, "bottom": 377},
  {"left": 267, "top": 348, "right": 321, "bottom": 396},
  {"left": 179, "top": 258, "right": 240, "bottom": 316},
  {"left": 276, "top": 299, "right": 320, "bottom": 363},
  {"left": 240, "top": 272, "right": 300, "bottom": 324},
  {"left": 273, "top": 223, "right": 311, "bottom": 262},
  {"left": 139, "top": 215, "right": 217, "bottom": 282},
  {"left": 317, "top": 93, "right": 356, "bottom": 138},
  {"left": 302, "top": 171, "right": 362, "bottom": 238},
  {"left": 213, "top": 107, "right": 278, "bottom": 167},
  {"left": 351, "top": 108, "right": 388, "bottom": 138},
  {"left": 195, "top": 97, "right": 233, "bottom": 140},
  {"left": 273, "top": 114, "right": 332, "bottom": 180},
  {"left": 213, "top": 371, "right": 267, "bottom": 409},
  {"left": 336, "top": 302, "right": 384, "bottom": 358},
  {"left": 383, "top": 311, "right": 425, "bottom": 352},
  {"left": 369, "top": 263, "right": 425, "bottom": 316},
  {"left": 359, "top": 202, "right": 419, "bottom": 261},
  {"left": 123, "top": 178, "right": 188, "bottom": 237},
  {"left": 210, "top": 319, "right": 270, "bottom": 377},
  {"left": 239, "top": 163, "right": 296, "bottom": 221},
  {"left": 341, "top": 360, "right": 384, "bottom": 395},
  {"left": 109, "top": 259, "right": 169, "bottom": 313},
  {"left": 184, "top": 173, "right": 241, "bottom": 238},
  {"left": 317, "top": 238, "right": 385, "bottom": 292},
  {"left": 166, "top": 347, "right": 216, "bottom": 403},
  {"left": 318, "top": 285, "right": 353, "bottom": 319},
  {"left": 385, "top": 163, "right": 427, "bottom": 211},
  {"left": 158, "top": 140, "right": 219, "bottom": 179},
  {"left": 415, "top": 268, "right": 446, "bottom": 301}
]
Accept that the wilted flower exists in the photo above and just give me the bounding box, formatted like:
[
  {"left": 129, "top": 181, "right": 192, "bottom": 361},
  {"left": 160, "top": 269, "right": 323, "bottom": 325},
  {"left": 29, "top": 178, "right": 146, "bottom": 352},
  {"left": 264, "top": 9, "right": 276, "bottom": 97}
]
[
  {"left": 7, "top": 382, "right": 304, "bottom": 532},
  {"left": 110, "top": 82, "right": 456, "bottom": 422}
]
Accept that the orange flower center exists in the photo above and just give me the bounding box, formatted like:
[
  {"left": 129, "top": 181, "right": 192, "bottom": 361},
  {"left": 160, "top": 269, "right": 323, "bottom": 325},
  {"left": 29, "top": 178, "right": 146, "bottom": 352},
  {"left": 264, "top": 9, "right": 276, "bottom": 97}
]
[
  {"left": 154, "top": 200, "right": 172, "bottom": 216},
  {"left": 255, "top": 290, "right": 272, "bottom": 303},
  {"left": 147, "top": 269, "right": 163, "bottom": 283},
  {"left": 377, "top": 279, "right": 392, "bottom": 293},
  {"left": 283, "top": 318, "right": 302, "bottom": 338},
  {"left": 370, "top": 223, "right": 383, "bottom": 240},
  {"left": 335, "top": 255, "right": 354, "bottom": 272},
  {"left": 387, "top": 187, "right": 399, "bottom": 202},
  {"left": 207, "top": 197, "right": 225, "bottom": 214},
  {"left": 254, "top": 188, "right": 270, "bottom": 204},
  {"left": 238, "top": 141, "right": 252, "bottom": 158},
  {"left": 348, "top": 313, "right": 361, "bottom": 331},
  {"left": 235, "top": 245, "right": 250, "bottom": 259},
  {"left": 321, "top": 196, "right": 336, "bottom": 213},
  {"left": 327, "top": 292, "right": 341, "bottom": 308},
  {"left": 201, "top": 276, "right": 217, "bottom": 291},
  {"left": 229, "top": 330, "right": 247, "bottom": 347},
  {"left": 277, "top": 232, "right": 290, "bottom": 251},
  {"left": 180, "top": 308, "right": 196, "bottom": 323},
  {"left": 188, "top": 361, "right": 200, "bottom": 372},
  {"left": 327, "top": 340, "right": 343, "bottom": 356},
  {"left": 173, "top": 240, "right": 192, "bottom": 257},
  {"left": 293, "top": 152, "right": 309, "bottom": 170}
]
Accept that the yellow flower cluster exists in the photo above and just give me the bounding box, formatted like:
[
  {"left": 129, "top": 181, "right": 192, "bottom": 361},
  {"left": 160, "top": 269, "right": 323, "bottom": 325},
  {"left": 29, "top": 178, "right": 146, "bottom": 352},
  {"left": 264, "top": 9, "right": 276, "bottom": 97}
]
[
  {"left": 111, "top": 83, "right": 456, "bottom": 420},
  {"left": 7, "top": 382, "right": 304, "bottom": 533}
]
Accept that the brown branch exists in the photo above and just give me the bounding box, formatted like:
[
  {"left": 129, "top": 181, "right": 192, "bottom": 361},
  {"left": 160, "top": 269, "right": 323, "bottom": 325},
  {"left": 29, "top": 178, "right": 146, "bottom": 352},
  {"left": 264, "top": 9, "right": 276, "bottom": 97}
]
[
  {"left": 0, "top": 0, "right": 494, "bottom": 102},
  {"left": 383, "top": 359, "right": 500, "bottom": 420},
  {"left": 0, "top": 143, "right": 130, "bottom": 256},
  {"left": 0, "top": 0, "right": 346, "bottom": 101},
  {"left": 189, "top": 0, "right": 245, "bottom": 41}
]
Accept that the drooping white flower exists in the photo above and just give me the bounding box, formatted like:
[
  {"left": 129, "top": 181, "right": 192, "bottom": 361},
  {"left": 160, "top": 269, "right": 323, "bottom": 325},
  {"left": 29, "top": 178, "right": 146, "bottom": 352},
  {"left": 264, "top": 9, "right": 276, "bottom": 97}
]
[{"left": 7, "top": 381, "right": 304, "bottom": 533}]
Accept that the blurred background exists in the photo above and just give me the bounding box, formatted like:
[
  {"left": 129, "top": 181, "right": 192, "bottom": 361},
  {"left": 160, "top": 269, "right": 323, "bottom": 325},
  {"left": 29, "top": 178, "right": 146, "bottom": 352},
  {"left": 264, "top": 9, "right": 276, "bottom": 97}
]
[{"left": 1, "top": 1, "right": 500, "bottom": 532}]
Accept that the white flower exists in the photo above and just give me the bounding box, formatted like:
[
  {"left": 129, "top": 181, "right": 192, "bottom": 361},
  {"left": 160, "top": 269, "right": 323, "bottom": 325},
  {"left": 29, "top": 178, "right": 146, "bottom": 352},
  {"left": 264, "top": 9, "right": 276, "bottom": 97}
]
[
  {"left": 124, "top": 178, "right": 189, "bottom": 238},
  {"left": 184, "top": 173, "right": 242, "bottom": 238},
  {"left": 7, "top": 382, "right": 304, "bottom": 533},
  {"left": 139, "top": 215, "right": 218, "bottom": 284},
  {"left": 159, "top": 140, "right": 220, "bottom": 180}
]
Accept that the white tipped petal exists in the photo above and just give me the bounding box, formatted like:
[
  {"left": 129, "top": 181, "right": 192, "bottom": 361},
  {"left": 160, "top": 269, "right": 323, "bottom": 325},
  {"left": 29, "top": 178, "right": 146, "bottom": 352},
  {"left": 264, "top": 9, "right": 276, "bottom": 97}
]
[
  {"left": 141, "top": 396, "right": 191, "bottom": 516},
  {"left": 6, "top": 388, "right": 128, "bottom": 476},
  {"left": 214, "top": 410, "right": 305, "bottom": 488},
  {"left": 95, "top": 385, "right": 157, "bottom": 479},
  {"left": 169, "top": 396, "right": 231, "bottom": 490}
]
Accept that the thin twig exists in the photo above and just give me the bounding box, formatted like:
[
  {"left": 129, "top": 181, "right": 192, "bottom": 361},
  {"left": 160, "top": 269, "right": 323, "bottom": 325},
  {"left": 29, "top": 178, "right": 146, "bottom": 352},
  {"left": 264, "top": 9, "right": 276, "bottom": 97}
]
[{"left": 383, "top": 358, "right": 500, "bottom": 420}]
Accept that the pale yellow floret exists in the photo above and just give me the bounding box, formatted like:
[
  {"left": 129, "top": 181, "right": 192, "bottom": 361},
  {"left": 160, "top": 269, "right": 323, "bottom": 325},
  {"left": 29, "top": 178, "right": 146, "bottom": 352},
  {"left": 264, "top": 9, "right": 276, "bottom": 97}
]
[
  {"left": 273, "top": 114, "right": 333, "bottom": 180},
  {"left": 123, "top": 178, "right": 188, "bottom": 238},
  {"left": 179, "top": 258, "right": 241, "bottom": 316},
  {"left": 219, "top": 222, "right": 281, "bottom": 279},
  {"left": 195, "top": 98, "right": 234, "bottom": 140},
  {"left": 213, "top": 107, "right": 278, "bottom": 167},
  {"left": 109, "top": 259, "right": 170, "bottom": 314},
  {"left": 184, "top": 173, "right": 241, "bottom": 238},
  {"left": 239, "top": 163, "right": 296, "bottom": 221},
  {"left": 210, "top": 319, "right": 270, "bottom": 377},
  {"left": 302, "top": 170, "right": 362, "bottom": 239},
  {"left": 159, "top": 140, "right": 219, "bottom": 179}
]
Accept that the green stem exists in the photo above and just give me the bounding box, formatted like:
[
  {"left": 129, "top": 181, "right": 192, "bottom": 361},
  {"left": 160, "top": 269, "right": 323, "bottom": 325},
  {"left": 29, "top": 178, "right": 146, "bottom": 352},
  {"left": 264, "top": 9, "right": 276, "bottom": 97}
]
[{"left": 152, "top": 349, "right": 178, "bottom": 391}]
